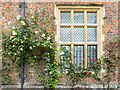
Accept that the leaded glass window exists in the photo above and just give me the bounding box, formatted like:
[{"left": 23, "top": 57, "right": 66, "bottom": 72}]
[
  {"left": 57, "top": 6, "right": 102, "bottom": 68},
  {"left": 74, "top": 27, "right": 84, "bottom": 42},
  {"left": 87, "top": 27, "right": 97, "bottom": 42},
  {"left": 61, "top": 27, "right": 71, "bottom": 42},
  {"left": 87, "top": 12, "right": 97, "bottom": 24},
  {"left": 60, "top": 45, "right": 71, "bottom": 69},
  {"left": 87, "top": 45, "right": 97, "bottom": 67},
  {"left": 61, "top": 12, "right": 71, "bottom": 24},
  {"left": 74, "top": 46, "right": 84, "bottom": 68},
  {"left": 74, "top": 12, "right": 84, "bottom": 24}
]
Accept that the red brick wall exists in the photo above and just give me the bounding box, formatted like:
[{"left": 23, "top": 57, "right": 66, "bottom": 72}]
[{"left": 0, "top": 0, "right": 119, "bottom": 86}]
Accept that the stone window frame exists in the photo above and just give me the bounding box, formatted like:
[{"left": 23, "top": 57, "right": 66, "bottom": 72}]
[{"left": 55, "top": 4, "right": 104, "bottom": 68}]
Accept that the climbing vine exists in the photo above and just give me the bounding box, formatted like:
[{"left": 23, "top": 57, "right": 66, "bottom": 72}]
[
  {"left": 1, "top": 9, "right": 119, "bottom": 88},
  {"left": 66, "top": 37, "right": 119, "bottom": 88},
  {"left": 1, "top": 10, "right": 62, "bottom": 88}
]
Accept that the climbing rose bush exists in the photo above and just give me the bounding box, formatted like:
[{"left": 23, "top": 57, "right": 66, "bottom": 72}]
[
  {"left": 2, "top": 11, "right": 63, "bottom": 88},
  {"left": 59, "top": 37, "right": 118, "bottom": 88}
]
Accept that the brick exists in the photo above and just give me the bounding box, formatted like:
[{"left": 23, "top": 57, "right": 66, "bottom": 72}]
[{"left": 0, "top": 1, "right": 119, "bottom": 88}]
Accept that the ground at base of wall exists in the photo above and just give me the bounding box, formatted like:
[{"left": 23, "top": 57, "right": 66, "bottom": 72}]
[{"left": 1, "top": 82, "right": 120, "bottom": 89}]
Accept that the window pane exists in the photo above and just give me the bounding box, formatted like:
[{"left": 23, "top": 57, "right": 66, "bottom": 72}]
[
  {"left": 87, "top": 27, "right": 97, "bottom": 42},
  {"left": 61, "top": 27, "right": 71, "bottom": 42},
  {"left": 74, "top": 27, "right": 84, "bottom": 42},
  {"left": 74, "top": 12, "right": 83, "bottom": 24},
  {"left": 60, "top": 45, "right": 71, "bottom": 69},
  {"left": 74, "top": 45, "right": 84, "bottom": 68},
  {"left": 87, "top": 12, "right": 97, "bottom": 24},
  {"left": 87, "top": 45, "right": 97, "bottom": 67},
  {"left": 61, "top": 12, "right": 70, "bottom": 24}
]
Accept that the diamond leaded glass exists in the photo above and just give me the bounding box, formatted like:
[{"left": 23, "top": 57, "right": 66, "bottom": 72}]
[
  {"left": 74, "top": 46, "right": 84, "bottom": 68},
  {"left": 87, "top": 12, "right": 97, "bottom": 24},
  {"left": 87, "top": 27, "right": 97, "bottom": 42},
  {"left": 61, "top": 45, "right": 71, "bottom": 69},
  {"left": 74, "top": 12, "right": 83, "bottom": 24},
  {"left": 61, "top": 12, "right": 70, "bottom": 24},
  {"left": 74, "top": 27, "right": 84, "bottom": 42},
  {"left": 61, "top": 27, "right": 71, "bottom": 42},
  {"left": 87, "top": 45, "right": 97, "bottom": 67}
]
